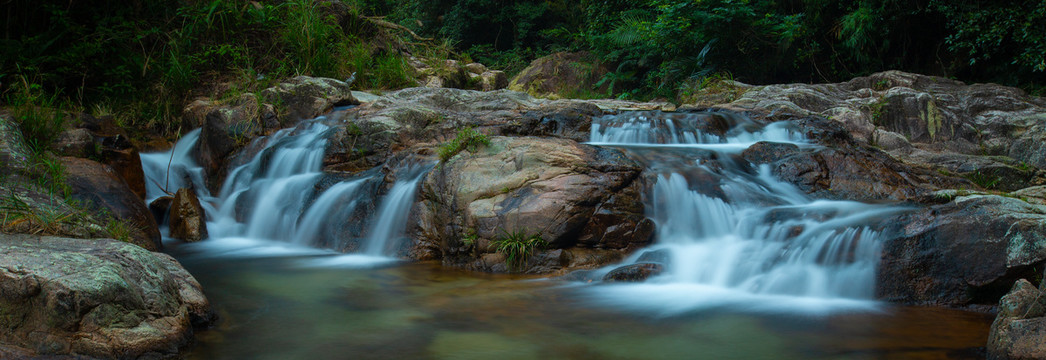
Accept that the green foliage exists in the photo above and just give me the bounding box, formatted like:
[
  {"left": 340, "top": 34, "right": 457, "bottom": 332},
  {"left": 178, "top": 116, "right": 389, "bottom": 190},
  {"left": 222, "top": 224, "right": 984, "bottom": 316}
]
[
  {"left": 492, "top": 229, "right": 547, "bottom": 272},
  {"left": 5, "top": 78, "right": 66, "bottom": 155},
  {"left": 437, "top": 127, "right": 490, "bottom": 162},
  {"left": 965, "top": 171, "right": 1001, "bottom": 190}
]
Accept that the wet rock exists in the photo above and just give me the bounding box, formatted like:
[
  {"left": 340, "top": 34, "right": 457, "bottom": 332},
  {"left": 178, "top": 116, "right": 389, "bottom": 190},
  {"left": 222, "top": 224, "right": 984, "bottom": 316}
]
[
  {"left": 411, "top": 136, "right": 651, "bottom": 274},
  {"left": 61, "top": 157, "right": 162, "bottom": 251},
  {"left": 149, "top": 196, "right": 174, "bottom": 225},
  {"left": 635, "top": 249, "right": 671, "bottom": 265},
  {"left": 260, "top": 76, "right": 359, "bottom": 123},
  {"left": 717, "top": 70, "right": 1046, "bottom": 183},
  {"left": 878, "top": 195, "right": 1046, "bottom": 306},
  {"left": 987, "top": 279, "right": 1046, "bottom": 359},
  {"left": 169, "top": 188, "right": 209, "bottom": 242},
  {"left": 508, "top": 52, "right": 608, "bottom": 99},
  {"left": 103, "top": 147, "right": 148, "bottom": 200},
  {"left": 0, "top": 234, "right": 213, "bottom": 358},
  {"left": 190, "top": 94, "right": 267, "bottom": 189},
  {"left": 602, "top": 263, "right": 664, "bottom": 282}
]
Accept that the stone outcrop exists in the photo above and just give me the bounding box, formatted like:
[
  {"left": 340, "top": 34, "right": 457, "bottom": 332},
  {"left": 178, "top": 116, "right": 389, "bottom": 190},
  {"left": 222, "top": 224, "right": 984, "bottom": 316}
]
[
  {"left": 879, "top": 195, "right": 1046, "bottom": 306},
  {"left": 410, "top": 58, "right": 509, "bottom": 92},
  {"left": 260, "top": 76, "right": 359, "bottom": 123},
  {"left": 701, "top": 70, "right": 1046, "bottom": 191},
  {"left": 988, "top": 278, "right": 1046, "bottom": 359},
  {"left": 169, "top": 188, "right": 209, "bottom": 242},
  {"left": 0, "top": 234, "right": 213, "bottom": 358},
  {"left": 410, "top": 136, "right": 652, "bottom": 274},
  {"left": 61, "top": 157, "right": 162, "bottom": 251},
  {"left": 508, "top": 52, "right": 608, "bottom": 99}
]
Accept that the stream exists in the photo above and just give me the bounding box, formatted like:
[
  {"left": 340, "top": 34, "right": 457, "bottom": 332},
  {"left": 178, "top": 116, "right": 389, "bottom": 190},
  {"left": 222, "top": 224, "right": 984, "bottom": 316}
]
[{"left": 143, "top": 109, "right": 993, "bottom": 359}]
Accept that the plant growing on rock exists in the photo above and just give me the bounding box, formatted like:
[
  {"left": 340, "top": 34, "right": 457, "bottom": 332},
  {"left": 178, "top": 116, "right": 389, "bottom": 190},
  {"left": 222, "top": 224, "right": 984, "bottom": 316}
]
[
  {"left": 437, "top": 126, "right": 490, "bottom": 162},
  {"left": 492, "top": 229, "right": 548, "bottom": 272}
]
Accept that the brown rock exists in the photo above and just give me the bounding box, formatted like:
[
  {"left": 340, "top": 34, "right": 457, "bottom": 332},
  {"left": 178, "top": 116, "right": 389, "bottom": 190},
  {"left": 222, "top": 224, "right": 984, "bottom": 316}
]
[
  {"left": 988, "top": 279, "right": 1046, "bottom": 359},
  {"left": 602, "top": 263, "right": 664, "bottom": 282},
  {"left": 61, "top": 157, "right": 161, "bottom": 250},
  {"left": 411, "top": 136, "right": 650, "bottom": 274},
  {"left": 169, "top": 188, "right": 209, "bottom": 242}
]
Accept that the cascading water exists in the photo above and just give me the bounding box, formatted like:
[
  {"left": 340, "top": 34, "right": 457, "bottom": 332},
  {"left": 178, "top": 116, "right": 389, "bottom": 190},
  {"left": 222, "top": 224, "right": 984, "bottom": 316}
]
[
  {"left": 140, "top": 115, "right": 430, "bottom": 265},
  {"left": 583, "top": 111, "right": 904, "bottom": 314}
]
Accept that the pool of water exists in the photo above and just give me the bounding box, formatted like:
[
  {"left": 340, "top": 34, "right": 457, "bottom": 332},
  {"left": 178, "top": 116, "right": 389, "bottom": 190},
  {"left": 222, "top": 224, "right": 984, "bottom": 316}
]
[{"left": 171, "top": 243, "right": 992, "bottom": 360}]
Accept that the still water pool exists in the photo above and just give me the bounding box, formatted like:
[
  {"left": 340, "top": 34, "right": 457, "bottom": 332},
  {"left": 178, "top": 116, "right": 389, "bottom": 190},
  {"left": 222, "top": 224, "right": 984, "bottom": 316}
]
[{"left": 171, "top": 242, "right": 991, "bottom": 360}]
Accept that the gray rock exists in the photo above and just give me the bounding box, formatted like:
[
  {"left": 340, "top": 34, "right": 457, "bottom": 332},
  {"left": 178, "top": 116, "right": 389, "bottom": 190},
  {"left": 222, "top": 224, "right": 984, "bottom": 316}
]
[
  {"left": 988, "top": 279, "right": 1046, "bottom": 359},
  {"left": 0, "top": 234, "right": 213, "bottom": 358}
]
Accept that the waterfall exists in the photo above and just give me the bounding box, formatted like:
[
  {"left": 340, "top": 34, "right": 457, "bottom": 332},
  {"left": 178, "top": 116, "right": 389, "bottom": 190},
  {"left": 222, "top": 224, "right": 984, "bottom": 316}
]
[
  {"left": 140, "top": 117, "right": 430, "bottom": 263},
  {"left": 584, "top": 111, "right": 902, "bottom": 314}
]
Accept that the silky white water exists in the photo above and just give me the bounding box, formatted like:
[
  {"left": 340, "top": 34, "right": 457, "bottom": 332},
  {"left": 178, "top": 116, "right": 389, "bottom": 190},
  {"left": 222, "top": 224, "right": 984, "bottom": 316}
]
[
  {"left": 585, "top": 111, "right": 902, "bottom": 315},
  {"left": 140, "top": 116, "right": 429, "bottom": 267}
]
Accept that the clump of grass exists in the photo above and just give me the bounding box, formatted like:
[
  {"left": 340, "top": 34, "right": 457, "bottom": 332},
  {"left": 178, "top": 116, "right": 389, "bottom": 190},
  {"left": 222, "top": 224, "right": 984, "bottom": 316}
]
[
  {"left": 437, "top": 126, "right": 489, "bottom": 162},
  {"left": 6, "top": 77, "right": 66, "bottom": 155},
  {"left": 492, "top": 229, "right": 547, "bottom": 272},
  {"left": 0, "top": 193, "right": 75, "bottom": 235},
  {"left": 965, "top": 171, "right": 1002, "bottom": 190}
]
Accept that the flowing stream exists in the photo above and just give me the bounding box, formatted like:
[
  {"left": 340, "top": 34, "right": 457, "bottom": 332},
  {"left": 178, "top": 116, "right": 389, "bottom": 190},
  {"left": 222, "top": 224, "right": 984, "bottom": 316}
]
[
  {"left": 142, "top": 110, "right": 990, "bottom": 358},
  {"left": 583, "top": 111, "right": 905, "bottom": 314}
]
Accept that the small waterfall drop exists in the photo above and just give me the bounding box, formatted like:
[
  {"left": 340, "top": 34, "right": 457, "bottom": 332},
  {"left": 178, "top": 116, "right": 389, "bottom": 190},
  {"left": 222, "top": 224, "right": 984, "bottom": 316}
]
[
  {"left": 584, "top": 111, "right": 902, "bottom": 314},
  {"left": 140, "top": 116, "right": 430, "bottom": 264}
]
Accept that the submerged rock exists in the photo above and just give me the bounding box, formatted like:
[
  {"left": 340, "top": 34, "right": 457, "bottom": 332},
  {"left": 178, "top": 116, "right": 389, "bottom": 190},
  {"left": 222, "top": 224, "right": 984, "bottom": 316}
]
[
  {"left": 0, "top": 234, "right": 213, "bottom": 358},
  {"left": 602, "top": 263, "right": 664, "bottom": 282},
  {"left": 169, "top": 188, "right": 209, "bottom": 242}
]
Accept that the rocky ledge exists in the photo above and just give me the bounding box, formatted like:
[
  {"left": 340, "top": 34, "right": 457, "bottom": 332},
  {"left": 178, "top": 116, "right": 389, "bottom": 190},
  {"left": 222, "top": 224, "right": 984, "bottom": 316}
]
[{"left": 0, "top": 234, "right": 213, "bottom": 358}]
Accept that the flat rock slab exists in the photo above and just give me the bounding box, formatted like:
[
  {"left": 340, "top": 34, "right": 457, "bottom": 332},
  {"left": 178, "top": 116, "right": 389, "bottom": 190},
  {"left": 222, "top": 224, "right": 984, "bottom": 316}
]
[{"left": 0, "top": 234, "right": 212, "bottom": 358}]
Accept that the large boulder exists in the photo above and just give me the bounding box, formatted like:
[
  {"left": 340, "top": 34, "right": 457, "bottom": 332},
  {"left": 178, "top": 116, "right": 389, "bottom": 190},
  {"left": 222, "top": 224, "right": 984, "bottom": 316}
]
[
  {"left": 410, "top": 136, "right": 653, "bottom": 274},
  {"left": 260, "top": 76, "right": 359, "bottom": 123},
  {"left": 169, "top": 188, "right": 209, "bottom": 242},
  {"left": 987, "top": 278, "right": 1046, "bottom": 359},
  {"left": 61, "top": 157, "right": 162, "bottom": 251},
  {"left": 708, "top": 71, "right": 1046, "bottom": 188},
  {"left": 508, "top": 52, "right": 609, "bottom": 99},
  {"left": 0, "top": 234, "right": 213, "bottom": 358},
  {"left": 878, "top": 195, "right": 1046, "bottom": 306}
]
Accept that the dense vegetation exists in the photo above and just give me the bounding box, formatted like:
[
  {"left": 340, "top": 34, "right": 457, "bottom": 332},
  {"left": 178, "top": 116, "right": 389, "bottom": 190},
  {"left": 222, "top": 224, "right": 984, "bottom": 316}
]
[
  {"left": 1, "top": 0, "right": 1043, "bottom": 131},
  {"left": 385, "top": 0, "right": 1045, "bottom": 98}
]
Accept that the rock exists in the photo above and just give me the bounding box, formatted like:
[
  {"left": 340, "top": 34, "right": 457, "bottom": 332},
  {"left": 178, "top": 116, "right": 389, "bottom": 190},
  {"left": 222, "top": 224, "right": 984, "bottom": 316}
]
[
  {"left": 50, "top": 128, "right": 95, "bottom": 158},
  {"left": 169, "top": 188, "right": 209, "bottom": 242},
  {"left": 479, "top": 70, "right": 509, "bottom": 92},
  {"left": 464, "top": 63, "right": 487, "bottom": 74},
  {"left": 878, "top": 195, "right": 1046, "bottom": 306},
  {"left": 715, "top": 70, "right": 1046, "bottom": 184},
  {"left": 102, "top": 147, "right": 148, "bottom": 200},
  {"left": 508, "top": 52, "right": 608, "bottom": 99},
  {"left": 411, "top": 136, "right": 652, "bottom": 274},
  {"left": 741, "top": 117, "right": 961, "bottom": 201},
  {"left": 192, "top": 94, "right": 266, "bottom": 189},
  {"left": 0, "top": 234, "right": 213, "bottom": 358},
  {"left": 260, "top": 76, "right": 359, "bottom": 123},
  {"left": 149, "top": 196, "right": 174, "bottom": 225},
  {"left": 61, "top": 157, "right": 162, "bottom": 251},
  {"left": 987, "top": 279, "right": 1046, "bottom": 359},
  {"left": 602, "top": 263, "right": 664, "bottom": 282}
]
